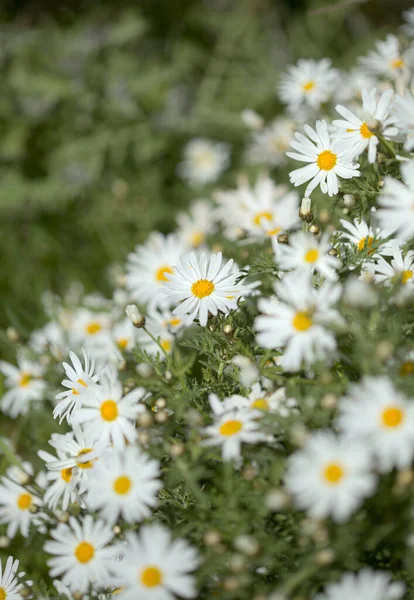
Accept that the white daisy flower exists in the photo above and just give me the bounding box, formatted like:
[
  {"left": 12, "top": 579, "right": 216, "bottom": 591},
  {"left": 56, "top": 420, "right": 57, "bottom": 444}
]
[
  {"left": 202, "top": 407, "right": 268, "bottom": 461},
  {"left": 0, "top": 477, "right": 42, "bottom": 538},
  {"left": 245, "top": 117, "right": 295, "bottom": 167},
  {"left": 314, "top": 568, "right": 405, "bottom": 600},
  {"left": 176, "top": 198, "right": 217, "bottom": 249},
  {"left": 44, "top": 515, "right": 115, "bottom": 595},
  {"left": 69, "top": 308, "right": 114, "bottom": 361},
  {"left": 333, "top": 67, "right": 377, "bottom": 105},
  {"left": 285, "top": 430, "right": 376, "bottom": 522},
  {"left": 367, "top": 245, "right": 414, "bottom": 297},
  {"left": 333, "top": 88, "right": 397, "bottom": 163},
  {"left": 112, "top": 318, "right": 136, "bottom": 353},
  {"left": 255, "top": 272, "right": 342, "bottom": 372},
  {"left": 0, "top": 357, "right": 46, "bottom": 418},
  {"left": 231, "top": 355, "right": 259, "bottom": 388},
  {"left": 177, "top": 138, "right": 230, "bottom": 186},
  {"left": 337, "top": 376, "right": 414, "bottom": 472},
  {"left": 71, "top": 375, "right": 146, "bottom": 449},
  {"left": 135, "top": 308, "right": 183, "bottom": 358},
  {"left": 392, "top": 91, "right": 414, "bottom": 151},
  {"left": 54, "top": 349, "right": 100, "bottom": 424},
  {"left": 0, "top": 555, "right": 29, "bottom": 600},
  {"left": 37, "top": 447, "right": 80, "bottom": 511},
  {"left": 29, "top": 320, "right": 66, "bottom": 359},
  {"left": 86, "top": 446, "right": 162, "bottom": 524},
  {"left": 211, "top": 384, "right": 296, "bottom": 417},
  {"left": 215, "top": 175, "right": 300, "bottom": 241},
  {"left": 339, "top": 218, "right": 395, "bottom": 258},
  {"left": 402, "top": 8, "right": 414, "bottom": 37},
  {"left": 287, "top": 120, "right": 360, "bottom": 198},
  {"left": 277, "top": 230, "right": 341, "bottom": 281},
  {"left": 113, "top": 525, "right": 199, "bottom": 600},
  {"left": 161, "top": 251, "right": 248, "bottom": 327},
  {"left": 278, "top": 59, "right": 340, "bottom": 113},
  {"left": 359, "top": 34, "right": 414, "bottom": 80},
  {"left": 377, "top": 160, "right": 414, "bottom": 241},
  {"left": 125, "top": 232, "right": 188, "bottom": 309}
]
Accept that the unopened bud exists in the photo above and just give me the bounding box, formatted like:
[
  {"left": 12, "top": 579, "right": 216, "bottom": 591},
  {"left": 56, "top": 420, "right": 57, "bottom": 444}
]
[
  {"left": 125, "top": 305, "right": 146, "bottom": 328},
  {"left": 309, "top": 224, "right": 320, "bottom": 236},
  {"left": 277, "top": 233, "right": 289, "bottom": 245},
  {"left": 328, "top": 248, "right": 339, "bottom": 257},
  {"left": 299, "top": 197, "right": 313, "bottom": 222},
  {"left": 343, "top": 194, "right": 356, "bottom": 208}
]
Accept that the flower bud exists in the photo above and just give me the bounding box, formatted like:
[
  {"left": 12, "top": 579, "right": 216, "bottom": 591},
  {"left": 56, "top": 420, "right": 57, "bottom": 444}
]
[{"left": 125, "top": 305, "right": 146, "bottom": 328}]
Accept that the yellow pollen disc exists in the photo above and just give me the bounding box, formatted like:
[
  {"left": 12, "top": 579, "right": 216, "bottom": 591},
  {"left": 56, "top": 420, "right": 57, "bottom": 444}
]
[
  {"left": 117, "top": 338, "right": 129, "bottom": 350},
  {"left": 75, "top": 541, "right": 95, "bottom": 564},
  {"left": 17, "top": 493, "right": 32, "bottom": 510},
  {"left": 402, "top": 270, "right": 413, "bottom": 284},
  {"left": 160, "top": 339, "right": 172, "bottom": 352},
  {"left": 191, "top": 279, "right": 215, "bottom": 298},
  {"left": 400, "top": 361, "right": 414, "bottom": 376},
  {"left": 317, "top": 150, "right": 337, "bottom": 171},
  {"left": 304, "top": 248, "right": 319, "bottom": 263},
  {"left": 382, "top": 406, "right": 404, "bottom": 428},
  {"left": 251, "top": 398, "right": 269, "bottom": 411},
  {"left": 302, "top": 80, "right": 315, "bottom": 92},
  {"left": 155, "top": 265, "right": 173, "bottom": 282},
  {"left": 86, "top": 322, "right": 102, "bottom": 335},
  {"left": 358, "top": 236, "right": 374, "bottom": 252},
  {"left": 346, "top": 127, "right": 355, "bottom": 132},
  {"left": 390, "top": 57, "right": 405, "bottom": 69},
  {"left": 76, "top": 448, "right": 94, "bottom": 469},
  {"left": 61, "top": 467, "right": 73, "bottom": 483},
  {"left": 72, "top": 388, "right": 80, "bottom": 395},
  {"left": 219, "top": 420, "right": 243, "bottom": 436},
  {"left": 19, "top": 372, "right": 32, "bottom": 387},
  {"left": 78, "top": 378, "right": 87, "bottom": 387},
  {"left": 113, "top": 475, "right": 132, "bottom": 495},
  {"left": 253, "top": 211, "right": 272, "bottom": 227},
  {"left": 169, "top": 317, "right": 181, "bottom": 327},
  {"left": 292, "top": 311, "right": 312, "bottom": 332},
  {"left": 323, "top": 463, "right": 344, "bottom": 484},
  {"left": 266, "top": 226, "right": 282, "bottom": 237},
  {"left": 100, "top": 399, "right": 119, "bottom": 421},
  {"left": 190, "top": 231, "right": 205, "bottom": 247},
  {"left": 141, "top": 566, "right": 163, "bottom": 588},
  {"left": 0, "top": 587, "right": 6, "bottom": 600},
  {"left": 360, "top": 122, "right": 373, "bottom": 139}
]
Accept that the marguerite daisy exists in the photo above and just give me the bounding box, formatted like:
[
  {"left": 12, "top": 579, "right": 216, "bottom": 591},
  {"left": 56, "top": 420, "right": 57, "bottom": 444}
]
[
  {"left": 377, "top": 160, "right": 414, "bottom": 241},
  {"left": 339, "top": 218, "right": 395, "bottom": 258},
  {"left": 177, "top": 138, "right": 230, "bottom": 186},
  {"left": 359, "top": 34, "right": 414, "bottom": 81},
  {"left": 0, "top": 477, "right": 42, "bottom": 538},
  {"left": 287, "top": 120, "right": 360, "bottom": 198},
  {"left": 277, "top": 230, "right": 340, "bottom": 280},
  {"left": 392, "top": 91, "right": 414, "bottom": 151},
  {"left": 0, "top": 555, "right": 29, "bottom": 600},
  {"left": 176, "top": 198, "right": 217, "bottom": 249},
  {"left": 315, "top": 568, "right": 405, "bottom": 600},
  {"left": 245, "top": 117, "right": 295, "bottom": 167},
  {"left": 0, "top": 356, "right": 46, "bottom": 418}
]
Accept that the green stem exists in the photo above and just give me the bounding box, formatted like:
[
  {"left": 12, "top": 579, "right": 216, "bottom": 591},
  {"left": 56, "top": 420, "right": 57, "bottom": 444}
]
[
  {"left": 142, "top": 326, "right": 169, "bottom": 358},
  {"left": 282, "top": 562, "right": 321, "bottom": 594},
  {"left": 0, "top": 436, "right": 25, "bottom": 470},
  {"left": 378, "top": 135, "right": 396, "bottom": 159}
]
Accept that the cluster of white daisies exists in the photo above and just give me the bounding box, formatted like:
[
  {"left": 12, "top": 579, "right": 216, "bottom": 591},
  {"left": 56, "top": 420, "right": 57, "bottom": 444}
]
[{"left": 2, "top": 10, "right": 414, "bottom": 600}]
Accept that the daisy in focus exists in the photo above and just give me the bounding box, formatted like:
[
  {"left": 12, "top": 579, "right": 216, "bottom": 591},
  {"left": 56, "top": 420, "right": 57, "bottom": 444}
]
[
  {"left": 44, "top": 515, "right": 115, "bottom": 595},
  {"left": 255, "top": 272, "right": 343, "bottom": 372},
  {"left": 125, "top": 232, "right": 187, "bottom": 309},
  {"left": 285, "top": 430, "right": 376, "bottom": 522},
  {"left": 337, "top": 376, "right": 414, "bottom": 472},
  {"left": 0, "top": 356, "right": 46, "bottom": 418},
  {"left": 177, "top": 138, "right": 230, "bottom": 187},
  {"left": 377, "top": 160, "right": 414, "bottom": 241},
  {"left": 161, "top": 251, "right": 248, "bottom": 327},
  {"left": 277, "top": 230, "right": 341, "bottom": 281},
  {"left": 339, "top": 218, "right": 395, "bottom": 259},
  {"left": 333, "top": 88, "right": 397, "bottom": 163},
  {"left": 0, "top": 555, "right": 29, "bottom": 600},
  {"left": 113, "top": 525, "right": 199, "bottom": 600},
  {"left": 86, "top": 446, "right": 162, "bottom": 524},
  {"left": 287, "top": 120, "right": 360, "bottom": 197},
  {"left": 278, "top": 59, "right": 339, "bottom": 114},
  {"left": 315, "top": 568, "right": 405, "bottom": 600},
  {"left": 359, "top": 34, "right": 414, "bottom": 80}
]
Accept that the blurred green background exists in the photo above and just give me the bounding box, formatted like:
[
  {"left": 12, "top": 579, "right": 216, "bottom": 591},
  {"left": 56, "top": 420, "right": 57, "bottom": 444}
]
[{"left": 0, "top": 0, "right": 412, "bottom": 336}]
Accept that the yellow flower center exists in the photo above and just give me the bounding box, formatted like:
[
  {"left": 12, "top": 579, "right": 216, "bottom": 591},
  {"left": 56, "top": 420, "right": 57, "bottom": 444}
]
[
  {"left": 360, "top": 122, "right": 373, "bottom": 139},
  {"left": 302, "top": 80, "right": 315, "bottom": 92},
  {"left": 304, "top": 248, "right": 319, "bottom": 263},
  {"left": 251, "top": 398, "right": 269, "bottom": 411},
  {"left": 266, "top": 226, "right": 282, "bottom": 237},
  {"left": 191, "top": 279, "right": 215, "bottom": 298},
  {"left": 253, "top": 211, "right": 272, "bottom": 227},
  {"left": 317, "top": 150, "right": 337, "bottom": 171},
  {"left": 169, "top": 317, "right": 181, "bottom": 327},
  {"left": 381, "top": 406, "right": 404, "bottom": 428},
  {"left": 0, "top": 587, "right": 6, "bottom": 600},
  {"left": 219, "top": 420, "right": 243, "bottom": 436},
  {"left": 19, "top": 372, "right": 32, "bottom": 387},
  {"left": 402, "top": 270, "right": 413, "bottom": 284},
  {"left": 160, "top": 339, "right": 172, "bottom": 352},
  {"left": 76, "top": 448, "right": 94, "bottom": 469},
  {"left": 141, "top": 566, "right": 163, "bottom": 588},
  {"left": 75, "top": 541, "right": 95, "bottom": 564},
  {"left": 61, "top": 467, "right": 73, "bottom": 483},
  {"left": 117, "top": 338, "right": 129, "bottom": 350},
  {"left": 17, "top": 493, "right": 32, "bottom": 510},
  {"left": 292, "top": 311, "right": 313, "bottom": 332},
  {"left": 113, "top": 475, "right": 132, "bottom": 495},
  {"left": 400, "top": 361, "right": 414, "bottom": 376},
  {"left": 190, "top": 231, "right": 205, "bottom": 247},
  {"left": 100, "top": 399, "right": 119, "bottom": 421},
  {"left": 358, "top": 236, "right": 374, "bottom": 252},
  {"left": 86, "top": 322, "right": 102, "bottom": 335},
  {"left": 323, "top": 463, "right": 345, "bottom": 484},
  {"left": 73, "top": 378, "right": 87, "bottom": 395},
  {"left": 390, "top": 57, "right": 405, "bottom": 69},
  {"left": 155, "top": 266, "right": 173, "bottom": 282}
]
